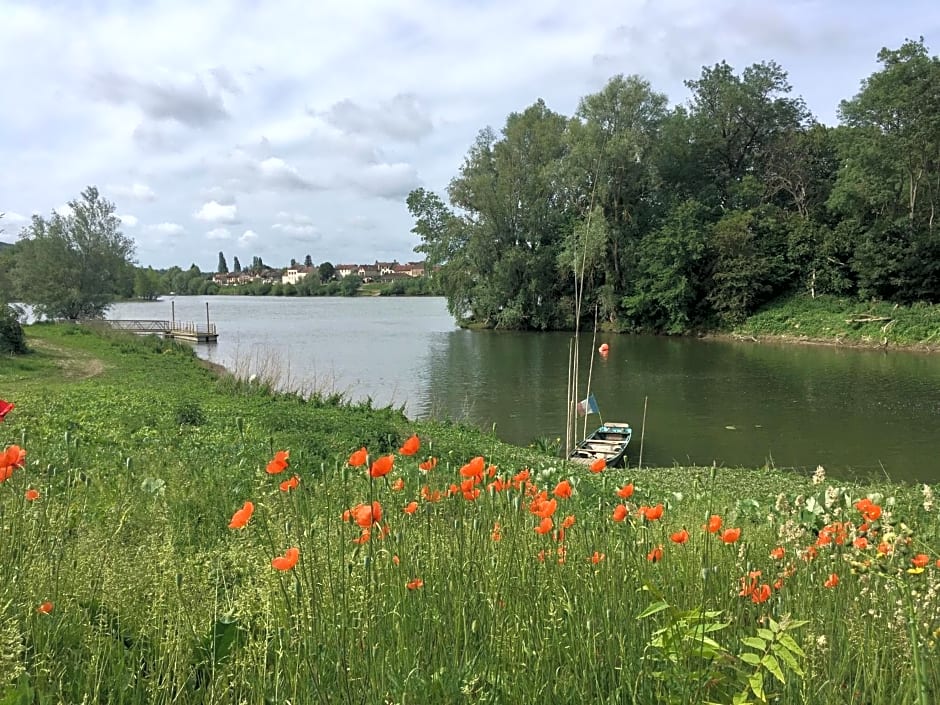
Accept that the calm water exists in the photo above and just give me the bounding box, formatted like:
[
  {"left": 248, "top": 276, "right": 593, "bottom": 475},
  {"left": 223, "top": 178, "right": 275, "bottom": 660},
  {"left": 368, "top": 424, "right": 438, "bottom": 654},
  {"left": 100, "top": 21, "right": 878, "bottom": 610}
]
[{"left": 109, "top": 296, "right": 940, "bottom": 483}]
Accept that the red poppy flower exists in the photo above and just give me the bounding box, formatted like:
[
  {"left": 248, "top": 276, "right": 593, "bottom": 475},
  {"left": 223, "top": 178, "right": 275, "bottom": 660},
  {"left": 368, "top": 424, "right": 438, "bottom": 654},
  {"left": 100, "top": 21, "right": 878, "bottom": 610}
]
[
  {"left": 1, "top": 445, "right": 26, "bottom": 471},
  {"left": 589, "top": 457, "right": 606, "bottom": 473},
  {"left": 406, "top": 578, "right": 424, "bottom": 590},
  {"left": 491, "top": 522, "right": 502, "bottom": 541},
  {"left": 535, "top": 498, "right": 558, "bottom": 519},
  {"left": 25, "top": 488, "right": 40, "bottom": 502},
  {"left": 403, "top": 501, "right": 418, "bottom": 515},
  {"left": 352, "top": 530, "right": 371, "bottom": 544},
  {"left": 228, "top": 501, "right": 254, "bottom": 529},
  {"left": 591, "top": 551, "right": 605, "bottom": 564},
  {"left": 612, "top": 504, "right": 628, "bottom": 522},
  {"left": 534, "top": 517, "right": 553, "bottom": 535},
  {"left": 369, "top": 454, "right": 395, "bottom": 478},
  {"left": 824, "top": 573, "right": 839, "bottom": 588},
  {"left": 279, "top": 475, "right": 299, "bottom": 492},
  {"left": 271, "top": 546, "right": 299, "bottom": 571},
  {"left": 670, "top": 529, "right": 689, "bottom": 544},
  {"left": 0, "top": 400, "right": 14, "bottom": 421},
  {"left": 770, "top": 546, "right": 785, "bottom": 560},
  {"left": 720, "top": 528, "right": 741, "bottom": 544},
  {"left": 391, "top": 478, "right": 405, "bottom": 492},
  {"left": 751, "top": 584, "right": 772, "bottom": 604},
  {"left": 615, "top": 483, "right": 634, "bottom": 499},
  {"left": 460, "top": 456, "right": 486, "bottom": 480},
  {"left": 419, "top": 457, "right": 438, "bottom": 472},
  {"left": 647, "top": 545, "right": 663, "bottom": 563},
  {"left": 399, "top": 434, "right": 420, "bottom": 456},
  {"left": 553, "top": 479, "right": 573, "bottom": 499},
  {"left": 705, "top": 515, "right": 722, "bottom": 533},
  {"left": 36, "top": 601, "right": 54, "bottom": 614},
  {"left": 641, "top": 504, "right": 664, "bottom": 521},
  {"left": 561, "top": 515, "right": 575, "bottom": 529},
  {"left": 853, "top": 537, "right": 869, "bottom": 549},
  {"left": 348, "top": 447, "right": 368, "bottom": 467},
  {"left": 912, "top": 554, "right": 930, "bottom": 568},
  {"left": 265, "top": 450, "right": 290, "bottom": 475},
  {"left": 353, "top": 501, "right": 383, "bottom": 528}
]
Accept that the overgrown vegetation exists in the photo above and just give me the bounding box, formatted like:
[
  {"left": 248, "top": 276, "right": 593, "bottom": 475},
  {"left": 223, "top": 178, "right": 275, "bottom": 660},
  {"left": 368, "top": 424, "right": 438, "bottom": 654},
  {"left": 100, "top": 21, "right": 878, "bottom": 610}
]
[
  {"left": 736, "top": 295, "right": 940, "bottom": 349},
  {"left": 1, "top": 325, "right": 938, "bottom": 703},
  {"left": 410, "top": 40, "right": 940, "bottom": 332}
]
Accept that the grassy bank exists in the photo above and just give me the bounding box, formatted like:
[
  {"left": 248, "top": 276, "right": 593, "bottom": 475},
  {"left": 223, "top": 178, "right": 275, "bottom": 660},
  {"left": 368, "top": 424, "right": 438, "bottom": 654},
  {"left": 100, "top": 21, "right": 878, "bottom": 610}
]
[
  {"left": 733, "top": 295, "right": 940, "bottom": 351},
  {"left": 1, "top": 325, "right": 938, "bottom": 704}
]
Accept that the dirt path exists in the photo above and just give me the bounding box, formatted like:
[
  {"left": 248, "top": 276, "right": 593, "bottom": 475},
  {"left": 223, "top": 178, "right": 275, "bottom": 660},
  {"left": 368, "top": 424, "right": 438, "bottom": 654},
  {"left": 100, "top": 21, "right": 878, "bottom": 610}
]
[{"left": 28, "top": 339, "right": 106, "bottom": 380}]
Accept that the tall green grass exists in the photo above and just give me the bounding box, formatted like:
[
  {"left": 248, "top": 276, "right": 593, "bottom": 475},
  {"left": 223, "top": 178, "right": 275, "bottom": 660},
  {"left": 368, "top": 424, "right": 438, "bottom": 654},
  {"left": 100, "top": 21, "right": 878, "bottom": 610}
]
[{"left": 1, "top": 325, "right": 938, "bottom": 703}]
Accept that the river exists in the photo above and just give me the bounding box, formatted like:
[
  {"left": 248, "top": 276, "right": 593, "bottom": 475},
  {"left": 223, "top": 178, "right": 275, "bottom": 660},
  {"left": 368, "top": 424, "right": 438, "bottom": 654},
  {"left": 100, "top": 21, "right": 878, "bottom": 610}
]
[{"left": 108, "top": 296, "right": 940, "bottom": 483}]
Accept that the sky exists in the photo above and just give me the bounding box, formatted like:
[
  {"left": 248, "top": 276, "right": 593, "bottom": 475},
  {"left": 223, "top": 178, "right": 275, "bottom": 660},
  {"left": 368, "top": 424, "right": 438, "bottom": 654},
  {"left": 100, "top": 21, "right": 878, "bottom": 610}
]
[{"left": 0, "top": 1, "right": 938, "bottom": 271}]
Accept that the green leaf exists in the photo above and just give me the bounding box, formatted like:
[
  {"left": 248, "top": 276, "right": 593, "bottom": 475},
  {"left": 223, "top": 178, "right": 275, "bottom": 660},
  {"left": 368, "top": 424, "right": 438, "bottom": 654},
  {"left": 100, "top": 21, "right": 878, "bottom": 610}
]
[
  {"left": 773, "top": 643, "right": 804, "bottom": 677},
  {"left": 740, "top": 652, "right": 762, "bottom": 666},
  {"left": 749, "top": 670, "right": 765, "bottom": 701},
  {"left": 768, "top": 617, "right": 780, "bottom": 633},
  {"left": 777, "top": 633, "right": 806, "bottom": 658},
  {"left": 761, "top": 653, "right": 785, "bottom": 684},
  {"left": 741, "top": 637, "right": 767, "bottom": 650},
  {"left": 638, "top": 600, "right": 670, "bottom": 619}
]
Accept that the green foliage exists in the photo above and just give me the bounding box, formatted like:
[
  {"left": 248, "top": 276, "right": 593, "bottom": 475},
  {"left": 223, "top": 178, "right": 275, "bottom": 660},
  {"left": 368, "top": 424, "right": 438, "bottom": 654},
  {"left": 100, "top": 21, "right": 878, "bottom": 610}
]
[
  {"left": 736, "top": 294, "right": 940, "bottom": 348},
  {"left": 173, "top": 400, "right": 207, "bottom": 427},
  {"left": 408, "top": 43, "right": 940, "bottom": 333},
  {"left": 13, "top": 187, "right": 135, "bottom": 320},
  {"left": 0, "top": 304, "right": 27, "bottom": 354}
]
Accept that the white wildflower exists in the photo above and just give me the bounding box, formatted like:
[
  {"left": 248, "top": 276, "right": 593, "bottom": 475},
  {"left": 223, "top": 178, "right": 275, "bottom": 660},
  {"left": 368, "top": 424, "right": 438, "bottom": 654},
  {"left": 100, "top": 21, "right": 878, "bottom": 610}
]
[
  {"left": 812, "top": 465, "right": 826, "bottom": 485},
  {"left": 923, "top": 484, "right": 934, "bottom": 513}
]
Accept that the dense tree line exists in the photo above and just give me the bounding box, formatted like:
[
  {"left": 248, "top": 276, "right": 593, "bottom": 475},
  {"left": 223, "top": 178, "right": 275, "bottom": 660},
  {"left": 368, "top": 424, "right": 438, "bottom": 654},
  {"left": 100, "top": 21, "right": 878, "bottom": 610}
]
[{"left": 409, "top": 40, "right": 940, "bottom": 332}]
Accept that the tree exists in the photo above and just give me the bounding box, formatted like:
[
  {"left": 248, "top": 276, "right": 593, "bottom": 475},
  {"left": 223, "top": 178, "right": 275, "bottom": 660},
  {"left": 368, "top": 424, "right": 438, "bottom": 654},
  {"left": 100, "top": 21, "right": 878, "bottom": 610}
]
[
  {"left": 14, "top": 187, "right": 135, "bottom": 320},
  {"left": 304, "top": 254, "right": 313, "bottom": 267},
  {"left": 217, "top": 251, "right": 228, "bottom": 274},
  {"left": 833, "top": 39, "right": 940, "bottom": 301},
  {"left": 684, "top": 61, "right": 810, "bottom": 208},
  {"left": 290, "top": 258, "right": 297, "bottom": 268},
  {"left": 318, "top": 261, "right": 335, "bottom": 282},
  {"left": 133, "top": 267, "right": 163, "bottom": 300},
  {"left": 233, "top": 256, "right": 242, "bottom": 273}
]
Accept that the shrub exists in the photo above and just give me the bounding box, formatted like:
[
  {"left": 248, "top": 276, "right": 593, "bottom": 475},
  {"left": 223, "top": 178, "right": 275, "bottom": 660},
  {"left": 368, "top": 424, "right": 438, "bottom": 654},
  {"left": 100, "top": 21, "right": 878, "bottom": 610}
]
[{"left": 0, "top": 304, "right": 27, "bottom": 354}]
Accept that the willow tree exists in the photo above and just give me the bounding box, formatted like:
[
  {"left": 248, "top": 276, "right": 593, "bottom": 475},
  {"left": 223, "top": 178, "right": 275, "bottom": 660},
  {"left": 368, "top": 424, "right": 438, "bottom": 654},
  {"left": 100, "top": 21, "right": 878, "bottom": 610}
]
[
  {"left": 442, "top": 101, "right": 572, "bottom": 329},
  {"left": 15, "top": 187, "right": 136, "bottom": 320}
]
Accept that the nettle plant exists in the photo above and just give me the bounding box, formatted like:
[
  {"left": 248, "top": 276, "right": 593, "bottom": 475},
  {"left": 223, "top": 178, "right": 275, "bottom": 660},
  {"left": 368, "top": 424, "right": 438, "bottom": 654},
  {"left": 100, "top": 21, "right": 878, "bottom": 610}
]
[{"left": 639, "top": 584, "right": 808, "bottom": 705}]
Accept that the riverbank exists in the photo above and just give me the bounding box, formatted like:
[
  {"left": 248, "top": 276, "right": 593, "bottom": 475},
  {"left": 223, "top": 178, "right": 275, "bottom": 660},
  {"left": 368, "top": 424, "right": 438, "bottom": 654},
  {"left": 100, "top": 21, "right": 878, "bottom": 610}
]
[
  {"left": 1, "top": 325, "right": 938, "bottom": 703},
  {"left": 730, "top": 295, "right": 940, "bottom": 352}
]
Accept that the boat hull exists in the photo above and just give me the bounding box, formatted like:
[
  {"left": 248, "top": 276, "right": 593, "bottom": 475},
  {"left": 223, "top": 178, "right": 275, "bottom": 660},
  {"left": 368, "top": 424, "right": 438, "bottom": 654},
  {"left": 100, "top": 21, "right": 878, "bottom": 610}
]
[{"left": 568, "top": 422, "right": 633, "bottom": 468}]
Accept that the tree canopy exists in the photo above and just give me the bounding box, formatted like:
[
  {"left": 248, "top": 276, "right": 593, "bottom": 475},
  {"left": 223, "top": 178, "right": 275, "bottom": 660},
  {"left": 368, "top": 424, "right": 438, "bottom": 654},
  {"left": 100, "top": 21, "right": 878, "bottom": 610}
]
[
  {"left": 409, "top": 41, "right": 940, "bottom": 331},
  {"left": 13, "top": 187, "right": 136, "bottom": 320}
]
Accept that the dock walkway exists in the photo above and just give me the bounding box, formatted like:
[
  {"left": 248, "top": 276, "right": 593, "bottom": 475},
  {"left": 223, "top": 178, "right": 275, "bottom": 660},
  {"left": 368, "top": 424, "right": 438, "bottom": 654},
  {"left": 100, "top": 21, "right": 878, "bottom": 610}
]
[{"left": 90, "top": 319, "right": 219, "bottom": 343}]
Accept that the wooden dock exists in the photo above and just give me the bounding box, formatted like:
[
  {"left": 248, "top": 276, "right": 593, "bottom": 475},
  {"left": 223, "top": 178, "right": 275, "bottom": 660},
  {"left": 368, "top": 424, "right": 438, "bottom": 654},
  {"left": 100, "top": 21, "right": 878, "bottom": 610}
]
[{"left": 93, "top": 319, "right": 219, "bottom": 343}]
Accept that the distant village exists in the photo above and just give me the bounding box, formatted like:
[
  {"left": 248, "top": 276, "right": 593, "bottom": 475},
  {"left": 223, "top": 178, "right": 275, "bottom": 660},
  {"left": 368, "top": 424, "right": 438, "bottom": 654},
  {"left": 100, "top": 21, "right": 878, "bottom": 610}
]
[{"left": 210, "top": 260, "right": 428, "bottom": 287}]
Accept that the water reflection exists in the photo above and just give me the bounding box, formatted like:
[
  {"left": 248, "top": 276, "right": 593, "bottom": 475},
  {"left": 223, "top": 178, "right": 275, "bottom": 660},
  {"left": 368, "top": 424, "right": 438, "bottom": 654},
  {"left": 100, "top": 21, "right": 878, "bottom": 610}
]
[{"left": 108, "top": 297, "right": 940, "bottom": 482}]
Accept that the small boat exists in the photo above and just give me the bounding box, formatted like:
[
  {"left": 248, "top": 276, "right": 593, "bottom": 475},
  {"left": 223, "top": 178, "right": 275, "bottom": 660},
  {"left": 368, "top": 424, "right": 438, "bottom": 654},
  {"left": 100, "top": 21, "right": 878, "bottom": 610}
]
[{"left": 568, "top": 422, "right": 633, "bottom": 468}]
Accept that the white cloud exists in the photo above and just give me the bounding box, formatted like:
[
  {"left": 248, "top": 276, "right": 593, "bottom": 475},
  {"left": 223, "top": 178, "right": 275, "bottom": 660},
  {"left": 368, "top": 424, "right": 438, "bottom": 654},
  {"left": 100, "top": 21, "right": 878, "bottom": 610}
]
[
  {"left": 150, "top": 222, "right": 184, "bottom": 235},
  {"left": 111, "top": 182, "right": 157, "bottom": 201},
  {"left": 119, "top": 214, "right": 139, "bottom": 227},
  {"left": 0, "top": 0, "right": 937, "bottom": 269},
  {"left": 206, "top": 227, "right": 231, "bottom": 240},
  {"left": 1, "top": 211, "right": 28, "bottom": 225},
  {"left": 194, "top": 200, "right": 239, "bottom": 224},
  {"left": 347, "top": 162, "right": 420, "bottom": 200}
]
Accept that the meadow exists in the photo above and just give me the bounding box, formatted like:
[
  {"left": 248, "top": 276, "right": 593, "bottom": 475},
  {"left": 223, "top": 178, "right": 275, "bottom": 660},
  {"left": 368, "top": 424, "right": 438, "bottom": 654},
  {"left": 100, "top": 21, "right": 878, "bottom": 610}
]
[{"left": 1, "top": 324, "right": 938, "bottom": 704}]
